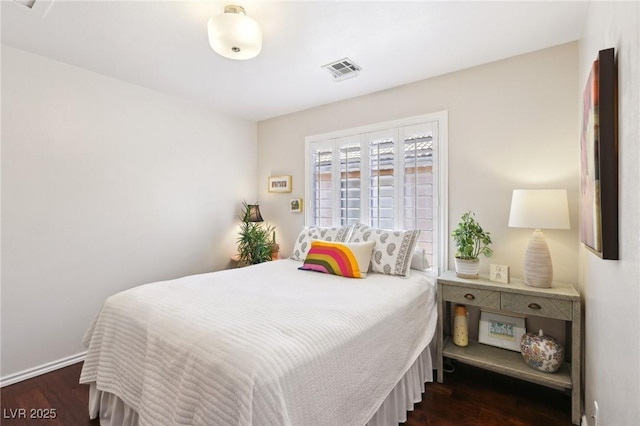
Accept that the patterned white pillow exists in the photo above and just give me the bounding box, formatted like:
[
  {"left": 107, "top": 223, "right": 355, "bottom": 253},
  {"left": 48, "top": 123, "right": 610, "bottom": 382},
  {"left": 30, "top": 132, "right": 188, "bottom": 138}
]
[
  {"left": 289, "top": 225, "right": 353, "bottom": 261},
  {"left": 410, "top": 247, "right": 431, "bottom": 271},
  {"left": 349, "top": 224, "right": 420, "bottom": 277}
]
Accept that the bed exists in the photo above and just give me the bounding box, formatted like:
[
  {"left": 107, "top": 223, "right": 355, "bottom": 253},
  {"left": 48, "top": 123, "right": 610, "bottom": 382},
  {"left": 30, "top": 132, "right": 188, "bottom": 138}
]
[{"left": 80, "top": 256, "right": 437, "bottom": 426}]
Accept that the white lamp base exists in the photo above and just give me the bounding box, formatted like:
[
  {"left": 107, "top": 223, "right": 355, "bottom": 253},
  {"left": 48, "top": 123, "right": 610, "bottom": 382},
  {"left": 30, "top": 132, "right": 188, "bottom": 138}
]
[{"left": 523, "top": 229, "right": 553, "bottom": 288}]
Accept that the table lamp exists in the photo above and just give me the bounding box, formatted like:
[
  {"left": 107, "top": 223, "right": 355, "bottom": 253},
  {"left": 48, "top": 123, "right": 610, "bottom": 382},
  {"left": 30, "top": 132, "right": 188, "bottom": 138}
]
[
  {"left": 246, "top": 204, "right": 264, "bottom": 222},
  {"left": 508, "top": 189, "right": 570, "bottom": 288}
]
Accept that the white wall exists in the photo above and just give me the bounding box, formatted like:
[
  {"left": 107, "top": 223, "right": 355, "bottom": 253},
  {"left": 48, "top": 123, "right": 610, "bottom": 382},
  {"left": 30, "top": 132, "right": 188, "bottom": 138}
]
[
  {"left": 258, "top": 43, "right": 579, "bottom": 285},
  {"left": 578, "top": 2, "right": 640, "bottom": 425},
  {"left": 1, "top": 47, "right": 257, "bottom": 379}
]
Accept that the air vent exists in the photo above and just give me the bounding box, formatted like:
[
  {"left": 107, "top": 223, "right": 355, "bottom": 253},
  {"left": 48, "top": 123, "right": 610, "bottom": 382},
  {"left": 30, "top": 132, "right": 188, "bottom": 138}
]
[
  {"left": 322, "top": 57, "right": 362, "bottom": 82},
  {"left": 12, "top": 0, "right": 36, "bottom": 8}
]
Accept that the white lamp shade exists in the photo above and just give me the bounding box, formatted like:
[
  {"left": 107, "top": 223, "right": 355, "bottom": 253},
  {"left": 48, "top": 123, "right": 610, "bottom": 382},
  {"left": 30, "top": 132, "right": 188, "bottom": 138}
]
[
  {"left": 207, "top": 7, "right": 262, "bottom": 60},
  {"left": 508, "top": 189, "right": 570, "bottom": 230}
]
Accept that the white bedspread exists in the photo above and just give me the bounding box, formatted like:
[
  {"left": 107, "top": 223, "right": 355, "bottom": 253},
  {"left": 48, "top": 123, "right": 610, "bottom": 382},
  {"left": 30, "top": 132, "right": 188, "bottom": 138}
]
[{"left": 80, "top": 259, "right": 437, "bottom": 426}]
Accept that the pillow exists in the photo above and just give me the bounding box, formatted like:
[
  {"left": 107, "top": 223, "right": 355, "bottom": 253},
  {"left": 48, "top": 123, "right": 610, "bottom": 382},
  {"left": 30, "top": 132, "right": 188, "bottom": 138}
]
[
  {"left": 289, "top": 225, "right": 353, "bottom": 261},
  {"left": 349, "top": 224, "right": 420, "bottom": 277},
  {"left": 299, "top": 240, "right": 375, "bottom": 278},
  {"left": 410, "top": 247, "right": 430, "bottom": 271}
]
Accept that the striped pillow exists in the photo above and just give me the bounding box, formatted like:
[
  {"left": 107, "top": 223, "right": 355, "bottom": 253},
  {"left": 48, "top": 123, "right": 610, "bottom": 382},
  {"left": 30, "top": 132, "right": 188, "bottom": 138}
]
[{"left": 299, "top": 240, "right": 375, "bottom": 278}]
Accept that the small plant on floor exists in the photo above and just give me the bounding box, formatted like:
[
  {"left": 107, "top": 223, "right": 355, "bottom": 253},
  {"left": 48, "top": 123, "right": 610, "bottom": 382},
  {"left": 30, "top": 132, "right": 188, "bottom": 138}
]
[{"left": 237, "top": 202, "right": 275, "bottom": 265}]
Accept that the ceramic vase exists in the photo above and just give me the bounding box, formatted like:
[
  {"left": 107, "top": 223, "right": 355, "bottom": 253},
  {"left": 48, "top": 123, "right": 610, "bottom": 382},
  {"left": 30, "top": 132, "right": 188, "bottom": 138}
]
[
  {"left": 520, "top": 329, "right": 564, "bottom": 373},
  {"left": 453, "top": 304, "right": 469, "bottom": 347}
]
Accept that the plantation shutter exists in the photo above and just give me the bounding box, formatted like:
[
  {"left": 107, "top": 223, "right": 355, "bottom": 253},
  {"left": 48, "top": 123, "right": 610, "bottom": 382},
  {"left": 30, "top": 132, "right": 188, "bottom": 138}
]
[
  {"left": 338, "top": 139, "right": 362, "bottom": 226},
  {"left": 310, "top": 145, "right": 334, "bottom": 227},
  {"left": 366, "top": 130, "right": 396, "bottom": 229},
  {"left": 401, "top": 122, "right": 435, "bottom": 264},
  {"left": 305, "top": 112, "right": 446, "bottom": 272}
]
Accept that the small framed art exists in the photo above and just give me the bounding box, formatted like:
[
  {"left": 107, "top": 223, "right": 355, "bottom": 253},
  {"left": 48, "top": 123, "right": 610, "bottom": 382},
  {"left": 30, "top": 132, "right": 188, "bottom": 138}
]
[
  {"left": 290, "top": 198, "right": 302, "bottom": 212},
  {"left": 268, "top": 175, "right": 292, "bottom": 193},
  {"left": 489, "top": 264, "right": 510, "bottom": 284},
  {"left": 478, "top": 310, "right": 525, "bottom": 352}
]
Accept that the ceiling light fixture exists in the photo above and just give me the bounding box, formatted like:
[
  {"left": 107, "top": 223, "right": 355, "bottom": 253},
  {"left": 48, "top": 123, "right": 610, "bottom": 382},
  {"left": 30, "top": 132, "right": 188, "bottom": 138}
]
[{"left": 207, "top": 5, "right": 262, "bottom": 60}]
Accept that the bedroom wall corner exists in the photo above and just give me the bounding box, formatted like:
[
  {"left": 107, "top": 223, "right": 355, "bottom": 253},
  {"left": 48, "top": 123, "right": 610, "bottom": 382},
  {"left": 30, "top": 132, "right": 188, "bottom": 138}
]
[
  {"left": 578, "top": 2, "right": 640, "bottom": 425},
  {"left": 0, "top": 46, "right": 258, "bottom": 379}
]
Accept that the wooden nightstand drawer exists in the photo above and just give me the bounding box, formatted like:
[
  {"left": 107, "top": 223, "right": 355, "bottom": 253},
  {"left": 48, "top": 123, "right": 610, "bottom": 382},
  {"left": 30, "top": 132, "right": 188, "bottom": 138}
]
[
  {"left": 501, "top": 293, "right": 572, "bottom": 320},
  {"left": 442, "top": 285, "right": 500, "bottom": 309}
]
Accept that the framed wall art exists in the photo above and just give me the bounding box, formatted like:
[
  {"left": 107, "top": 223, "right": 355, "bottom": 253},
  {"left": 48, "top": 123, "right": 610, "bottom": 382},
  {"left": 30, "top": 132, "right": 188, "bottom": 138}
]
[
  {"left": 268, "top": 175, "right": 292, "bottom": 193},
  {"left": 478, "top": 310, "right": 525, "bottom": 352},
  {"left": 290, "top": 198, "right": 302, "bottom": 212},
  {"left": 580, "top": 47, "right": 618, "bottom": 260}
]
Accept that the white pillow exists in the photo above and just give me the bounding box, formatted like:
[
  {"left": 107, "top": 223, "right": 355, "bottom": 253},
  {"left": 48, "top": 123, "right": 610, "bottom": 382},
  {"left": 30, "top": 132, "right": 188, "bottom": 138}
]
[
  {"left": 349, "top": 224, "right": 421, "bottom": 277},
  {"left": 410, "top": 247, "right": 430, "bottom": 271},
  {"left": 289, "top": 225, "right": 353, "bottom": 261}
]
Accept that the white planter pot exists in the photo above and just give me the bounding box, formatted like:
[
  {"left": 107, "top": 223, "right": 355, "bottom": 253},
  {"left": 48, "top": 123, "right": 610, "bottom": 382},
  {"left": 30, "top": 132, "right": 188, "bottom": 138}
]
[{"left": 454, "top": 258, "right": 480, "bottom": 279}]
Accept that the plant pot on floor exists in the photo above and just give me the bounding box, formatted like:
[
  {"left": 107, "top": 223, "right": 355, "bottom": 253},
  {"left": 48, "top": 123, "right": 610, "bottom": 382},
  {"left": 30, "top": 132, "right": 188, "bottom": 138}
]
[{"left": 454, "top": 257, "right": 480, "bottom": 279}]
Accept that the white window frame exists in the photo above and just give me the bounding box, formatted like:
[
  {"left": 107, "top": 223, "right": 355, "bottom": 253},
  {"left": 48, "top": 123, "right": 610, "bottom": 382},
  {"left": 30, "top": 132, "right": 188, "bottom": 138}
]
[{"left": 304, "top": 112, "right": 448, "bottom": 274}]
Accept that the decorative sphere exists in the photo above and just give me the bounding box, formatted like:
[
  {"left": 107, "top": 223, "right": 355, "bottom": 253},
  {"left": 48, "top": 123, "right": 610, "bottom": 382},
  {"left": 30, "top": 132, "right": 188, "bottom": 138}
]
[{"left": 520, "top": 329, "right": 564, "bottom": 373}]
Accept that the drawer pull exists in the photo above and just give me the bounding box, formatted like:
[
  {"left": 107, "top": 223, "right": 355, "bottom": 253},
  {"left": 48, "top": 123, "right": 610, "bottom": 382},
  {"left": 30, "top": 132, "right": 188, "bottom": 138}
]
[
  {"left": 464, "top": 293, "right": 475, "bottom": 301},
  {"left": 528, "top": 303, "right": 542, "bottom": 310}
]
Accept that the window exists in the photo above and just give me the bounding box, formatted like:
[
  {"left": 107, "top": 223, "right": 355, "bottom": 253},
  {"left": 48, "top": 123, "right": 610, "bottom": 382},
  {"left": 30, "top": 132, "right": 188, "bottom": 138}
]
[
  {"left": 339, "top": 142, "right": 361, "bottom": 226},
  {"left": 305, "top": 112, "right": 448, "bottom": 272}
]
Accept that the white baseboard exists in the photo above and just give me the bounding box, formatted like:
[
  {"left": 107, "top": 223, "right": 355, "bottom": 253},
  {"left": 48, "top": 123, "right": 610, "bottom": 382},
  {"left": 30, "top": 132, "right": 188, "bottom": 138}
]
[{"left": 0, "top": 351, "right": 87, "bottom": 388}]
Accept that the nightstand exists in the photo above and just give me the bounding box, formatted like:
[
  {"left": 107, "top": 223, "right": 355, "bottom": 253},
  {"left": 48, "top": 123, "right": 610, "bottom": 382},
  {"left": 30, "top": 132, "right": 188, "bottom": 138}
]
[
  {"left": 436, "top": 270, "right": 582, "bottom": 425},
  {"left": 229, "top": 255, "right": 281, "bottom": 269},
  {"left": 229, "top": 255, "right": 248, "bottom": 268}
]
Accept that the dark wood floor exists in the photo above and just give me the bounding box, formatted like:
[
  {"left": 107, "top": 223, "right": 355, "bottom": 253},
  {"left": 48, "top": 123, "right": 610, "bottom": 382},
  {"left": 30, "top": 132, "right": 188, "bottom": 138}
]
[
  {"left": 410, "top": 362, "right": 571, "bottom": 426},
  {"left": 0, "top": 361, "right": 571, "bottom": 425}
]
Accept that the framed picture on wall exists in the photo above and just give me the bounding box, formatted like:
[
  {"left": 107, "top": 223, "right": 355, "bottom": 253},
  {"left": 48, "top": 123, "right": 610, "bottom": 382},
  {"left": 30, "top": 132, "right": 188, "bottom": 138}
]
[
  {"left": 290, "top": 198, "right": 302, "bottom": 212},
  {"left": 579, "top": 47, "right": 618, "bottom": 260},
  {"left": 268, "top": 175, "right": 292, "bottom": 193}
]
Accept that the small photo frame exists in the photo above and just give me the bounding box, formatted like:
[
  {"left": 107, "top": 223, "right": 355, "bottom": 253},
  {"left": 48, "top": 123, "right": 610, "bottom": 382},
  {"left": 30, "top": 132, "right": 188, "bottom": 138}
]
[
  {"left": 478, "top": 310, "right": 526, "bottom": 352},
  {"left": 268, "top": 175, "right": 292, "bottom": 193},
  {"left": 489, "top": 264, "right": 510, "bottom": 284},
  {"left": 290, "top": 198, "right": 302, "bottom": 212}
]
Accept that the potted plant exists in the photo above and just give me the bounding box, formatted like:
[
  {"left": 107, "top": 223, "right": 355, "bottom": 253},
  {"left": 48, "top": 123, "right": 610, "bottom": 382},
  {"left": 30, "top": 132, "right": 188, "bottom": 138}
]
[
  {"left": 451, "top": 210, "right": 493, "bottom": 278},
  {"left": 237, "top": 202, "right": 275, "bottom": 265}
]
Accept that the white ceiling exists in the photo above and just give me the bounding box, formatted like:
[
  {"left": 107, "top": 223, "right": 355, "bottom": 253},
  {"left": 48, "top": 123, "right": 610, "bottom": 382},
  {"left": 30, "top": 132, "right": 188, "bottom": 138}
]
[{"left": 1, "top": 0, "right": 587, "bottom": 122}]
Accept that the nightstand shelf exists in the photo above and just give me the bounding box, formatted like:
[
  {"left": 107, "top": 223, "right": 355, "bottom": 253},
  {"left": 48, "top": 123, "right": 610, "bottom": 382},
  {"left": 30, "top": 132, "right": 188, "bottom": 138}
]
[
  {"left": 436, "top": 270, "right": 581, "bottom": 425},
  {"left": 443, "top": 337, "right": 572, "bottom": 389}
]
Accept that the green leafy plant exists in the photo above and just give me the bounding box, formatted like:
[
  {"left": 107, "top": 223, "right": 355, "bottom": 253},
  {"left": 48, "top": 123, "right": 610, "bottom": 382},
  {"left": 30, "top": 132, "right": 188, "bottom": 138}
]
[
  {"left": 451, "top": 211, "right": 493, "bottom": 260},
  {"left": 237, "top": 202, "right": 275, "bottom": 265}
]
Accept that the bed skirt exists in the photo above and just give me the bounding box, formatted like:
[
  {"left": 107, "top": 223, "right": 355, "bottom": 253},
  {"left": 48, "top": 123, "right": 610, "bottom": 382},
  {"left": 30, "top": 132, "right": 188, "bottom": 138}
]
[{"left": 88, "top": 342, "right": 434, "bottom": 426}]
